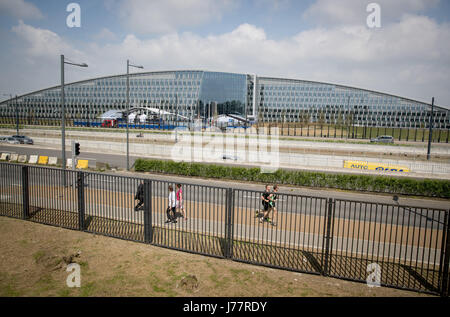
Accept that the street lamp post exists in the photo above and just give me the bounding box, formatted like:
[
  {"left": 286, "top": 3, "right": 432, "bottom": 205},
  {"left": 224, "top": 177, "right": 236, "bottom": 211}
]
[
  {"left": 126, "top": 59, "right": 144, "bottom": 171},
  {"left": 15, "top": 95, "right": 19, "bottom": 135},
  {"left": 427, "top": 97, "right": 435, "bottom": 161},
  {"left": 61, "top": 54, "right": 88, "bottom": 186},
  {"left": 175, "top": 93, "right": 179, "bottom": 143}
]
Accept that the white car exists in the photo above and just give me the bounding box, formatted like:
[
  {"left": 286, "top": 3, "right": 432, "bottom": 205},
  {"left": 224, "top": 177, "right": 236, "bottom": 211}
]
[
  {"left": 4, "top": 137, "right": 20, "bottom": 144},
  {"left": 370, "top": 135, "right": 394, "bottom": 144}
]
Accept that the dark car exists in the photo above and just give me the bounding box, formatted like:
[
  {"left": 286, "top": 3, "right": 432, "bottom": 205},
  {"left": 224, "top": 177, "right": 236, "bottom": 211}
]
[
  {"left": 370, "top": 135, "right": 394, "bottom": 144},
  {"left": 11, "top": 135, "right": 34, "bottom": 145}
]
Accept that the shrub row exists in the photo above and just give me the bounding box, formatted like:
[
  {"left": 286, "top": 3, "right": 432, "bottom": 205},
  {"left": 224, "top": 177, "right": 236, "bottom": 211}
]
[{"left": 134, "top": 158, "right": 450, "bottom": 198}]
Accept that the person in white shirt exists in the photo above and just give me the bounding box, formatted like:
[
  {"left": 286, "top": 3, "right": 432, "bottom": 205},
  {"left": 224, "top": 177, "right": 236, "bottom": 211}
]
[{"left": 166, "top": 185, "right": 177, "bottom": 223}]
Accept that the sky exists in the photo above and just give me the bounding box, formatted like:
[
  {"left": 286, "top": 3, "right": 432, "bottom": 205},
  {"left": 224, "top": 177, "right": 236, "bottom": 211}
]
[{"left": 0, "top": 0, "right": 449, "bottom": 108}]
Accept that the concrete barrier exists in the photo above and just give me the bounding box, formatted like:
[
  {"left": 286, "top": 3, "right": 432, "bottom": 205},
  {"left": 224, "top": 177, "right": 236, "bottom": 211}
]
[
  {"left": 0, "top": 153, "right": 10, "bottom": 161},
  {"left": 48, "top": 157, "right": 58, "bottom": 165},
  {"left": 76, "top": 160, "right": 89, "bottom": 169},
  {"left": 28, "top": 155, "right": 38, "bottom": 164},
  {"left": 24, "top": 132, "right": 450, "bottom": 178},
  {"left": 18, "top": 155, "right": 27, "bottom": 163},
  {"left": 38, "top": 156, "right": 49, "bottom": 165},
  {"left": 9, "top": 153, "right": 18, "bottom": 162}
]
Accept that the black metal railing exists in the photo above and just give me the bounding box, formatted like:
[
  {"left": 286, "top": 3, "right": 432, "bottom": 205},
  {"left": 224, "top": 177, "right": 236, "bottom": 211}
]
[{"left": 0, "top": 162, "right": 449, "bottom": 296}]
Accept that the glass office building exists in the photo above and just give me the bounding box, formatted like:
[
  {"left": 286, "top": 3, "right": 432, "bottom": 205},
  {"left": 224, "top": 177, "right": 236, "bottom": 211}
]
[{"left": 0, "top": 70, "right": 448, "bottom": 128}]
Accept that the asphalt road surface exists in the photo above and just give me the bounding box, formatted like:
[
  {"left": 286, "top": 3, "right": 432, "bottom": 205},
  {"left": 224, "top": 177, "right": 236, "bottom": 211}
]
[
  {"left": 0, "top": 144, "right": 139, "bottom": 170},
  {"left": 1, "top": 143, "right": 448, "bottom": 212}
]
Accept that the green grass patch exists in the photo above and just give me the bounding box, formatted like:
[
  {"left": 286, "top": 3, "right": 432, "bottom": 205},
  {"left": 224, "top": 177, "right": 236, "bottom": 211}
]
[
  {"left": 34, "top": 274, "right": 59, "bottom": 294},
  {"left": 80, "top": 281, "right": 97, "bottom": 296},
  {"left": 0, "top": 273, "right": 23, "bottom": 297},
  {"left": 32, "top": 250, "right": 46, "bottom": 263}
]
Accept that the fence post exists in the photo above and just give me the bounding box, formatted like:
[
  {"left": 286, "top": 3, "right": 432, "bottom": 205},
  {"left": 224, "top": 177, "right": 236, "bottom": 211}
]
[
  {"left": 77, "top": 171, "right": 85, "bottom": 231},
  {"left": 144, "top": 179, "right": 153, "bottom": 244},
  {"left": 21, "top": 165, "right": 29, "bottom": 220},
  {"left": 439, "top": 210, "right": 450, "bottom": 297},
  {"left": 322, "top": 198, "right": 334, "bottom": 276},
  {"left": 224, "top": 188, "right": 234, "bottom": 259}
]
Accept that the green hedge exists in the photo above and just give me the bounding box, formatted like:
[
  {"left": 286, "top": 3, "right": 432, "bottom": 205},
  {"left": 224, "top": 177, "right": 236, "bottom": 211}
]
[{"left": 134, "top": 158, "right": 450, "bottom": 198}]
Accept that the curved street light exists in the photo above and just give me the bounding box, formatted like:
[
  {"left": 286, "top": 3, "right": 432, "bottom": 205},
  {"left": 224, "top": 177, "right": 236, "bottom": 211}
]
[
  {"left": 61, "top": 54, "right": 88, "bottom": 186},
  {"left": 126, "top": 59, "right": 144, "bottom": 171}
]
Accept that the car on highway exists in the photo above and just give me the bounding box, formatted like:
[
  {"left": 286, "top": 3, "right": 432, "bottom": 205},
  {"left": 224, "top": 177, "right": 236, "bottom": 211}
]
[
  {"left": 2, "top": 136, "right": 20, "bottom": 144},
  {"left": 370, "top": 135, "right": 394, "bottom": 144},
  {"left": 222, "top": 154, "right": 240, "bottom": 161},
  {"left": 11, "top": 135, "right": 34, "bottom": 145}
]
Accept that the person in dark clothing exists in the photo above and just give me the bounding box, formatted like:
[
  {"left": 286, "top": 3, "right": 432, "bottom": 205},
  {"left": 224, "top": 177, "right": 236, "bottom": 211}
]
[
  {"left": 259, "top": 184, "right": 279, "bottom": 225},
  {"left": 266, "top": 184, "right": 279, "bottom": 226},
  {"left": 256, "top": 185, "right": 271, "bottom": 219},
  {"left": 134, "top": 182, "right": 144, "bottom": 211}
]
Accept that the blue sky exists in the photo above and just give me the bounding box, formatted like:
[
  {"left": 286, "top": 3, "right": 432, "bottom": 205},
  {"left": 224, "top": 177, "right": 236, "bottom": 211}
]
[{"left": 0, "top": 0, "right": 450, "bottom": 108}]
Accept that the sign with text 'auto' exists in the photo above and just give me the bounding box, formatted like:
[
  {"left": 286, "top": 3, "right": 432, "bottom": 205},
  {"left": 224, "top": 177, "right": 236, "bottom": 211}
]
[{"left": 343, "top": 160, "right": 410, "bottom": 173}]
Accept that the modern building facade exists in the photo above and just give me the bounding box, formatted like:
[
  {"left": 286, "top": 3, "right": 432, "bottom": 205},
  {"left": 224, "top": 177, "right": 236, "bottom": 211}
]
[{"left": 0, "top": 70, "right": 449, "bottom": 129}]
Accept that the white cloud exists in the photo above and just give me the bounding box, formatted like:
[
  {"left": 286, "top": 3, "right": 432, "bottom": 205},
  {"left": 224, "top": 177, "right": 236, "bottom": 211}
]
[
  {"left": 0, "top": 0, "right": 43, "bottom": 20},
  {"left": 116, "top": 0, "right": 236, "bottom": 34},
  {"left": 11, "top": 20, "right": 85, "bottom": 62},
  {"left": 5, "top": 17, "right": 450, "bottom": 108},
  {"left": 93, "top": 27, "right": 118, "bottom": 41},
  {"left": 302, "top": 0, "right": 440, "bottom": 27}
]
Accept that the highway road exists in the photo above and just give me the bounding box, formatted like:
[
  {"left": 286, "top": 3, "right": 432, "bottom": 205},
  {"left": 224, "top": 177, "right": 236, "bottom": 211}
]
[
  {"left": 1, "top": 143, "right": 449, "bottom": 209},
  {"left": 0, "top": 144, "right": 140, "bottom": 170}
]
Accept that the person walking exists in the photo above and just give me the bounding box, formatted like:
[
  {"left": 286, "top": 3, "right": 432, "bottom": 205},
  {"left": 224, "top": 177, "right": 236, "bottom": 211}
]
[
  {"left": 134, "top": 181, "right": 144, "bottom": 212},
  {"left": 166, "top": 185, "right": 177, "bottom": 223},
  {"left": 260, "top": 184, "right": 279, "bottom": 225},
  {"left": 267, "top": 184, "right": 279, "bottom": 226},
  {"left": 176, "top": 184, "right": 186, "bottom": 220},
  {"left": 258, "top": 184, "right": 271, "bottom": 221}
]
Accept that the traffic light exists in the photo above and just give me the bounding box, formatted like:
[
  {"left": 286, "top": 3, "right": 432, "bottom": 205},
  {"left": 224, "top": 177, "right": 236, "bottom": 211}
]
[{"left": 74, "top": 142, "right": 80, "bottom": 156}]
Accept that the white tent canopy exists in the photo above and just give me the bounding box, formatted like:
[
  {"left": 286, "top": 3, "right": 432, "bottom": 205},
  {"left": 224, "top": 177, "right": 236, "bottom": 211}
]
[
  {"left": 139, "top": 113, "right": 147, "bottom": 123},
  {"left": 99, "top": 107, "right": 189, "bottom": 121},
  {"left": 128, "top": 112, "right": 136, "bottom": 123},
  {"left": 129, "top": 106, "right": 189, "bottom": 119},
  {"left": 99, "top": 110, "right": 123, "bottom": 120}
]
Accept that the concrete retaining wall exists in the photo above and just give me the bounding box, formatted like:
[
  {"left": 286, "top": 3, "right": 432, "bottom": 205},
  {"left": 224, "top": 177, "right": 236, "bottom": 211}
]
[{"left": 31, "top": 136, "right": 450, "bottom": 177}]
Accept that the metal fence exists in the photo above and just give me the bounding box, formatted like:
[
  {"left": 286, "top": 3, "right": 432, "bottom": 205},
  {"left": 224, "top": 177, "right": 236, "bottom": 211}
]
[{"left": 0, "top": 162, "right": 449, "bottom": 296}]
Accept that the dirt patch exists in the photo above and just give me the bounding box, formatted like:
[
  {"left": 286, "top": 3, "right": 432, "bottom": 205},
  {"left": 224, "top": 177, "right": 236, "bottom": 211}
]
[
  {"left": 0, "top": 216, "right": 433, "bottom": 297},
  {"left": 178, "top": 275, "right": 199, "bottom": 291}
]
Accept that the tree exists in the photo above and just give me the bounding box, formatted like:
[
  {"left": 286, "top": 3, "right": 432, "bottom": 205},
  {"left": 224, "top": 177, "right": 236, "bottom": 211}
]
[
  {"left": 299, "top": 109, "right": 310, "bottom": 126},
  {"left": 281, "top": 108, "right": 287, "bottom": 123},
  {"left": 336, "top": 110, "right": 344, "bottom": 128},
  {"left": 318, "top": 109, "right": 325, "bottom": 125}
]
